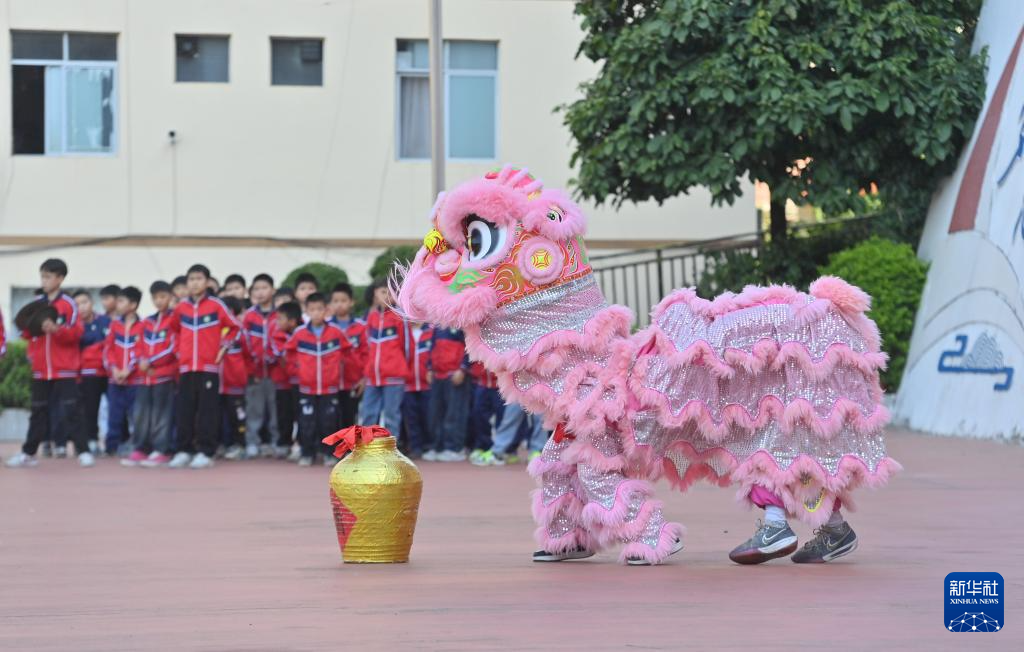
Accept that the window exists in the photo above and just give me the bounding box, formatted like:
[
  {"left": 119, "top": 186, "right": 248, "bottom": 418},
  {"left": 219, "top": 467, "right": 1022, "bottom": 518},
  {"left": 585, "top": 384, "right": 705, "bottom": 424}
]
[
  {"left": 271, "top": 38, "right": 323, "bottom": 86},
  {"left": 396, "top": 40, "right": 498, "bottom": 160},
  {"left": 10, "top": 31, "right": 117, "bottom": 155},
  {"left": 176, "top": 35, "right": 229, "bottom": 83}
]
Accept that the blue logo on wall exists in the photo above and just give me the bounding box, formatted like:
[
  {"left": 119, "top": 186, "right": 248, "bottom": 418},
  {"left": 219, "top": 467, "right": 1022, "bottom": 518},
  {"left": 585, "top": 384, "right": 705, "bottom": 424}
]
[{"left": 945, "top": 572, "right": 1003, "bottom": 632}]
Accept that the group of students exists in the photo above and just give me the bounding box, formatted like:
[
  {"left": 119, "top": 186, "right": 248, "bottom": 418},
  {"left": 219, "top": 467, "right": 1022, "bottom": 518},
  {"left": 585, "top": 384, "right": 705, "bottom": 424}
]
[{"left": 0, "top": 258, "right": 550, "bottom": 470}]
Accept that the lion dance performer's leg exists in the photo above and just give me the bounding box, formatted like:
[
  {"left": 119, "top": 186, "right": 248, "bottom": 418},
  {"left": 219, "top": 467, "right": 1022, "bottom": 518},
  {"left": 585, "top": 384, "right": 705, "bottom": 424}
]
[{"left": 528, "top": 437, "right": 596, "bottom": 557}]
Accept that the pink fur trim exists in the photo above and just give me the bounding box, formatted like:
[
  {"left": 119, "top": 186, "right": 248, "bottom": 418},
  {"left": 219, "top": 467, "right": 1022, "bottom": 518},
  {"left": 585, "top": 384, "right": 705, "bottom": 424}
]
[
  {"left": 533, "top": 525, "right": 600, "bottom": 555},
  {"left": 628, "top": 376, "right": 890, "bottom": 441},
  {"left": 435, "top": 175, "right": 532, "bottom": 245},
  {"left": 530, "top": 488, "right": 584, "bottom": 528},
  {"left": 810, "top": 275, "right": 871, "bottom": 313},
  {"left": 618, "top": 522, "right": 686, "bottom": 565},
  {"left": 579, "top": 479, "right": 653, "bottom": 529},
  {"left": 395, "top": 249, "right": 500, "bottom": 328},
  {"left": 521, "top": 188, "right": 587, "bottom": 241}
]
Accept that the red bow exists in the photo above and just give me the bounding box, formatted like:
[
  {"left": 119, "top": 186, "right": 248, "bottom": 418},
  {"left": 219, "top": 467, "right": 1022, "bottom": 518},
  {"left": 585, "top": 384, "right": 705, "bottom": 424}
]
[
  {"left": 552, "top": 423, "right": 574, "bottom": 443},
  {"left": 322, "top": 425, "right": 392, "bottom": 458}
]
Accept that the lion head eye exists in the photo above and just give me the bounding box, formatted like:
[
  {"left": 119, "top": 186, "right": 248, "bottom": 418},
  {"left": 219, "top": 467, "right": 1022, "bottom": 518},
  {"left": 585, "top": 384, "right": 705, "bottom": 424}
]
[
  {"left": 464, "top": 215, "right": 506, "bottom": 262},
  {"left": 546, "top": 207, "right": 563, "bottom": 222}
]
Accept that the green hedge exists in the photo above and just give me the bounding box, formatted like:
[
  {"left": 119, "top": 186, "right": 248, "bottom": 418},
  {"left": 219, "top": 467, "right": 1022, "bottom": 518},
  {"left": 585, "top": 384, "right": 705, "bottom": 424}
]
[
  {"left": 0, "top": 340, "right": 31, "bottom": 410},
  {"left": 820, "top": 237, "right": 928, "bottom": 391},
  {"left": 282, "top": 262, "right": 349, "bottom": 294}
]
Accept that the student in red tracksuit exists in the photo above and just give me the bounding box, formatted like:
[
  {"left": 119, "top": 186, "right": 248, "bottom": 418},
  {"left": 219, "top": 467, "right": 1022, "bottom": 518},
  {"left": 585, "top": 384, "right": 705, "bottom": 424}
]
[
  {"left": 170, "top": 264, "right": 240, "bottom": 469},
  {"left": 400, "top": 322, "right": 432, "bottom": 459},
  {"left": 425, "top": 326, "right": 471, "bottom": 462},
  {"left": 243, "top": 273, "right": 279, "bottom": 458},
  {"left": 124, "top": 281, "right": 179, "bottom": 467},
  {"left": 220, "top": 297, "right": 254, "bottom": 460},
  {"left": 468, "top": 362, "right": 505, "bottom": 465},
  {"left": 73, "top": 289, "right": 111, "bottom": 455},
  {"left": 103, "top": 287, "right": 144, "bottom": 458},
  {"left": 328, "top": 282, "right": 367, "bottom": 431},
  {"left": 359, "top": 280, "right": 411, "bottom": 433},
  {"left": 270, "top": 301, "right": 302, "bottom": 457},
  {"left": 285, "top": 293, "right": 350, "bottom": 465},
  {"left": 6, "top": 259, "right": 93, "bottom": 468}
]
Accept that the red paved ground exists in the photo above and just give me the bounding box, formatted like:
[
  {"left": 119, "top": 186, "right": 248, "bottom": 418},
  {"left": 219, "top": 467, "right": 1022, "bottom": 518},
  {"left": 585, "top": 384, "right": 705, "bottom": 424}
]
[{"left": 1, "top": 427, "right": 1022, "bottom": 651}]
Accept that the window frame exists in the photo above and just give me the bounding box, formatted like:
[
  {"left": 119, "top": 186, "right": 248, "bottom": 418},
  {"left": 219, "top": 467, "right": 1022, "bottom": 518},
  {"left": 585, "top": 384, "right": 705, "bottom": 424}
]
[
  {"left": 269, "top": 36, "right": 325, "bottom": 87},
  {"left": 174, "top": 34, "right": 231, "bottom": 84},
  {"left": 394, "top": 39, "right": 499, "bottom": 162},
  {"left": 10, "top": 31, "right": 119, "bottom": 157}
]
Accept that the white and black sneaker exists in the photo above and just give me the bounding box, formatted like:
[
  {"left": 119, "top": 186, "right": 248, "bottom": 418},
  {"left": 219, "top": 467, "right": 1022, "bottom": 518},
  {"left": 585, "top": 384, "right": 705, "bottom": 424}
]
[
  {"left": 791, "top": 522, "right": 858, "bottom": 563},
  {"left": 728, "top": 519, "right": 798, "bottom": 565},
  {"left": 626, "top": 537, "right": 685, "bottom": 566},
  {"left": 532, "top": 547, "right": 595, "bottom": 562}
]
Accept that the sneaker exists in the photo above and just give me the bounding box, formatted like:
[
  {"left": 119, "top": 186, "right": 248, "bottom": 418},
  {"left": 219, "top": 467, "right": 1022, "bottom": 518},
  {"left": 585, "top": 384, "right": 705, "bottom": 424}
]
[
  {"left": 791, "top": 522, "right": 858, "bottom": 564},
  {"left": 88, "top": 440, "right": 100, "bottom": 454},
  {"left": 189, "top": 453, "right": 215, "bottom": 469},
  {"left": 245, "top": 444, "right": 260, "bottom": 459},
  {"left": 5, "top": 452, "right": 39, "bottom": 468},
  {"left": 168, "top": 452, "right": 192, "bottom": 468},
  {"left": 505, "top": 454, "right": 521, "bottom": 464},
  {"left": 468, "top": 449, "right": 486, "bottom": 464},
  {"left": 78, "top": 452, "right": 96, "bottom": 468},
  {"left": 140, "top": 452, "right": 171, "bottom": 467},
  {"left": 323, "top": 456, "right": 336, "bottom": 467},
  {"left": 533, "top": 547, "right": 595, "bottom": 562},
  {"left": 421, "top": 450, "right": 439, "bottom": 462},
  {"left": 287, "top": 447, "right": 301, "bottom": 462},
  {"left": 274, "top": 445, "right": 290, "bottom": 459},
  {"left": 259, "top": 444, "right": 275, "bottom": 458},
  {"left": 437, "top": 450, "right": 466, "bottom": 462},
  {"left": 528, "top": 450, "right": 542, "bottom": 462},
  {"left": 728, "top": 520, "right": 798, "bottom": 565},
  {"left": 627, "top": 537, "right": 685, "bottom": 566},
  {"left": 298, "top": 456, "right": 313, "bottom": 467},
  {"left": 120, "top": 450, "right": 148, "bottom": 467},
  {"left": 41, "top": 442, "right": 53, "bottom": 458},
  {"left": 471, "top": 450, "right": 506, "bottom": 466},
  {"left": 224, "top": 445, "right": 245, "bottom": 461},
  {"left": 54, "top": 445, "right": 68, "bottom": 458}
]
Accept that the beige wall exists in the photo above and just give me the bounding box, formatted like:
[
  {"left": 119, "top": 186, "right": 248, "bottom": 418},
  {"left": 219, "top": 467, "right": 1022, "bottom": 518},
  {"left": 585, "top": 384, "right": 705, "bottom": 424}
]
[{"left": 0, "top": 0, "right": 754, "bottom": 324}]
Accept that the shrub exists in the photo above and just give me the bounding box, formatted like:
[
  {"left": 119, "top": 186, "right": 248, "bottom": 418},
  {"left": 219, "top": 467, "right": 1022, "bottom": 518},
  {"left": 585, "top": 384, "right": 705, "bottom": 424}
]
[
  {"left": 820, "top": 237, "right": 928, "bottom": 391},
  {"left": 282, "top": 262, "right": 348, "bottom": 294},
  {"left": 0, "top": 340, "right": 31, "bottom": 410},
  {"left": 369, "top": 245, "right": 420, "bottom": 282}
]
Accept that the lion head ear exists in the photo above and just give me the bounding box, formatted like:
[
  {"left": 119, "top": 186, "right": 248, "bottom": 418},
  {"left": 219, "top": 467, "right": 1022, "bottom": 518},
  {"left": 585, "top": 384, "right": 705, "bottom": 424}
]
[{"left": 522, "top": 188, "right": 587, "bottom": 241}]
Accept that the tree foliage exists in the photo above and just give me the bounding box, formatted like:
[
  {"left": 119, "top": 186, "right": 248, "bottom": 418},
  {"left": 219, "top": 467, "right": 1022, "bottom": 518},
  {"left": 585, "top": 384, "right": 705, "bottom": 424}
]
[
  {"left": 0, "top": 341, "right": 31, "bottom": 410},
  {"left": 370, "top": 245, "right": 420, "bottom": 282},
  {"left": 565, "top": 0, "right": 987, "bottom": 226},
  {"left": 282, "top": 262, "right": 348, "bottom": 293}
]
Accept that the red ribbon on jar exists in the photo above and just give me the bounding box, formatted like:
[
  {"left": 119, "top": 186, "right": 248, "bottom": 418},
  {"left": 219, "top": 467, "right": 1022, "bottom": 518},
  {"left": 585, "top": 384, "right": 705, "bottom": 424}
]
[{"left": 322, "top": 425, "right": 392, "bottom": 458}]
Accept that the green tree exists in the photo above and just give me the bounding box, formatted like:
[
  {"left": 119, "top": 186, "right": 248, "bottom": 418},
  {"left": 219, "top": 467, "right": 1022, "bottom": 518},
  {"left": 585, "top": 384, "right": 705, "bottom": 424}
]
[
  {"left": 369, "top": 245, "right": 420, "bottom": 282},
  {"left": 820, "top": 237, "right": 928, "bottom": 390},
  {"left": 282, "top": 262, "right": 348, "bottom": 293},
  {"left": 564, "top": 0, "right": 987, "bottom": 241},
  {"left": 0, "top": 341, "right": 31, "bottom": 410}
]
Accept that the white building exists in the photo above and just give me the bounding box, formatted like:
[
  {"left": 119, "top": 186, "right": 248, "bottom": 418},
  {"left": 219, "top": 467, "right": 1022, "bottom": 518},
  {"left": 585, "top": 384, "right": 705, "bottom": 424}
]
[{"left": 0, "top": 0, "right": 754, "bottom": 321}]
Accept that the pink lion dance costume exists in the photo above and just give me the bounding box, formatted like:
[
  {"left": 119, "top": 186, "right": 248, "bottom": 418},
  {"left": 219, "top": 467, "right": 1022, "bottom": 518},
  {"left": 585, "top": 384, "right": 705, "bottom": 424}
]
[{"left": 397, "top": 165, "right": 901, "bottom": 565}]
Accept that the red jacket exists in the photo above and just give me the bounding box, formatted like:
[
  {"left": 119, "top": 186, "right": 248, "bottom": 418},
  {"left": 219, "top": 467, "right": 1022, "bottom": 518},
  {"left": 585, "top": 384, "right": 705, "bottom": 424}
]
[
  {"left": 363, "top": 308, "right": 411, "bottom": 387},
  {"left": 220, "top": 330, "right": 254, "bottom": 396},
  {"left": 286, "top": 322, "right": 350, "bottom": 395},
  {"left": 331, "top": 316, "right": 368, "bottom": 391},
  {"left": 470, "top": 361, "right": 499, "bottom": 389},
  {"left": 429, "top": 327, "right": 468, "bottom": 380},
  {"left": 269, "top": 327, "right": 296, "bottom": 390},
  {"left": 25, "top": 293, "right": 82, "bottom": 380},
  {"left": 406, "top": 326, "right": 433, "bottom": 392},
  {"left": 79, "top": 314, "right": 110, "bottom": 378},
  {"left": 243, "top": 305, "right": 276, "bottom": 379},
  {"left": 139, "top": 310, "right": 178, "bottom": 386},
  {"left": 103, "top": 316, "right": 145, "bottom": 386},
  {"left": 174, "top": 295, "right": 239, "bottom": 374}
]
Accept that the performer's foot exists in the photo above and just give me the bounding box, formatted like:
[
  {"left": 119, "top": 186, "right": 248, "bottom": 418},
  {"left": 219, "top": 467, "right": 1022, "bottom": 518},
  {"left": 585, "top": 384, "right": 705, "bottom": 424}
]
[
  {"left": 626, "top": 537, "right": 684, "bottom": 566},
  {"left": 791, "top": 522, "right": 858, "bottom": 563},
  {"left": 532, "top": 547, "right": 595, "bottom": 562},
  {"left": 728, "top": 520, "right": 798, "bottom": 565}
]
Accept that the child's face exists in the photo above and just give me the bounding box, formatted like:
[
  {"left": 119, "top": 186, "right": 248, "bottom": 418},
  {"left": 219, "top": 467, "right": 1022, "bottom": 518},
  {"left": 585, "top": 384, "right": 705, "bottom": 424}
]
[
  {"left": 273, "top": 294, "right": 293, "bottom": 309},
  {"left": 250, "top": 281, "right": 273, "bottom": 305},
  {"left": 306, "top": 301, "right": 327, "bottom": 325},
  {"left": 224, "top": 281, "right": 246, "bottom": 299},
  {"left": 187, "top": 272, "right": 208, "bottom": 298},
  {"left": 151, "top": 291, "right": 172, "bottom": 312},
  {"left": 100, "top": 295, "right": 117, "bottom": 314},
  {"left": 39, "top": 270, "right": 64, "bottom": 295},
  {"left": 172, "top": 284, "right": 188, "bottom": 299},
  {"left": 295, "top": 282, "right": 317, "bottom": 304},
  {"left": 373, "top": 286, "right": 390, "bottom": 308},
  {"left": 330, "top": 292, "right": 353, "bottom": 318},
  {"left": 115, "top": 296, "right": 137, "bottom": 317},
  {"left": 275, "top": 313, "right": 297, "bottom": 332},
  {"left": 75, "top": 294, "right": 94, "bottom": 319}
]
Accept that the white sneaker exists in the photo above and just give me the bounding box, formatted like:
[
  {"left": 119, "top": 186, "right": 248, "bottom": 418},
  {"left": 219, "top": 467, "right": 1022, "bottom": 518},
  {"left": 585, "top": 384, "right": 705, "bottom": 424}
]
[
  {"left": 259, "top": 444, "right": 275, "bottom": 458},
  {"left": 5, "top": 452, "right": 38, "bottom": 468},
  {"left": 273, "top": 445, "right": 290, "bottom": 459},
  {"left": 471, "top": 450, "right": 506, "bottom": 466},
  {"left": 244, "top": 444, "right": 260, "bottom": 459},
  {"left": 78, "top": 452, "right": 96, "bottom": 467},
  {"left": 438, "top": 450, "right": 466, "bottom": 462},
  {"left": 297, "top": 456, "right": 313, "bottom": 467},
  {"left": 168, "top": 452, "right": 192, "bottom": 468},
  {"left": 189, "top": 453, "right": 215, "bottom": 469},
  {"left": 55, "top": 446, "right": 68, "bottom": 458},
  {"left": 224, "top": 445, "right": 244, "bottom": 461},
  {"left": 287, "top": 447, "right": 301, "bottom": 462},
  {"left": 140, "top": 452, "right": 171, "bottom": 467},
  {"left": 421, "top": 450, "right": 439, "bottom": 462}
]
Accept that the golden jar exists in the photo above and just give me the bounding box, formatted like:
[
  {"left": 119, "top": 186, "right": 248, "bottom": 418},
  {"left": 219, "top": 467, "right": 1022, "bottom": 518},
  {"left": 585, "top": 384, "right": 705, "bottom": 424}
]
[{"left": 328, "top": 436, "right": 423, "bottom": 563}]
